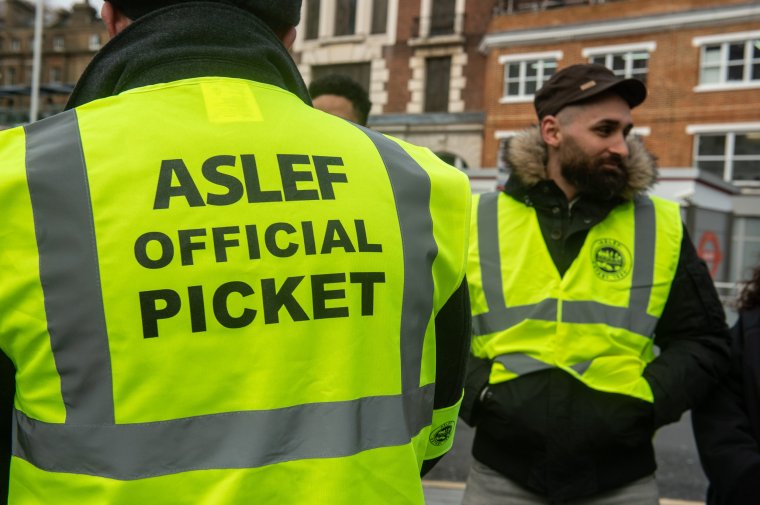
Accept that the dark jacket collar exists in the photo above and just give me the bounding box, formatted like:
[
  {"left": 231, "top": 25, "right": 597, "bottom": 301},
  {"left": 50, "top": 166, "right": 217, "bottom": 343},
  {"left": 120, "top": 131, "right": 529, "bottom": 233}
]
[
  {"left": 503, "top": 175, "right": 620, "bottom": 227},
  {"left": 66, "top": 1, "right": 311, "bottom": 109}
]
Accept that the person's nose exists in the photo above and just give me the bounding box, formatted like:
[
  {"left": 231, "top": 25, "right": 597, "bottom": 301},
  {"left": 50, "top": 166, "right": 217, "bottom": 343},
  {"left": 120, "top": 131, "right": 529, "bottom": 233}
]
[{"left": 608, "top": 132, "right": 629, "bottom": 158}]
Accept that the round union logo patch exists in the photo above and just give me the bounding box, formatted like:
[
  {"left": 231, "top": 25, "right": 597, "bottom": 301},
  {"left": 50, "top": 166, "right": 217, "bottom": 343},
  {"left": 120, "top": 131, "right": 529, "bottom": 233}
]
[
  {"left": 429, "top": 421, "right": 455, "bottom": 446},
  {"left": 591, "top": 239, "right": 631, "bottom": 281}
]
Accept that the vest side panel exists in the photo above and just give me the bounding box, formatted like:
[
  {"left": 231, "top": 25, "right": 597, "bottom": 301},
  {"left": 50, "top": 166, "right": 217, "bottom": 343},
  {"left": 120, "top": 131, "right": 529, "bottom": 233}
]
[
  {"left": 649, "top": 196, "right": 683, "bottom": 316},
  {"left": 0, "top": 126, "right": 66, "bottom": 422}
]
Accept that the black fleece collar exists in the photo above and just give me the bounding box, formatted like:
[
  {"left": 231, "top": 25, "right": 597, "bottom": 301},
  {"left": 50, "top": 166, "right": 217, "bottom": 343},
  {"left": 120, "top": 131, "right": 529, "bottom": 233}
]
[
  {"left": 66, "top": 1, "right": 311, "bottom": 109},
  {"left": 503, "top": 174, "right": 621, "bottom": 222}
]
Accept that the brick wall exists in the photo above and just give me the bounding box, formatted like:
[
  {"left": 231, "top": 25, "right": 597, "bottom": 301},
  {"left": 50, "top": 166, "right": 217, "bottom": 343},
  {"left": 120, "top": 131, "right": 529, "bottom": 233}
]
[
  {"left": 382, "top": 0, "right": 419, "bottom": 113},
  {"left": 482, "top": 0, "right": 760, "bottom": 168}
]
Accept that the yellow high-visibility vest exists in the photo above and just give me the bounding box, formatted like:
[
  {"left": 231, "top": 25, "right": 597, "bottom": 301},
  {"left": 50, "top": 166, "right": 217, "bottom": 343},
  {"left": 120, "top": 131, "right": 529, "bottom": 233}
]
[
  {"left": 0, "top": 76, "right": 471, "bottom": 504},
  {"left": 467, "top": 191, "right": 681, "bottom": 402}
]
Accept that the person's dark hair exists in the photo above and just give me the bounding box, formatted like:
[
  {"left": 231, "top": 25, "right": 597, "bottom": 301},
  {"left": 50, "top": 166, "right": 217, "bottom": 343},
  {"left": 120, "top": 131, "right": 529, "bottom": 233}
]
[
  {"left": 308, "top": 74, "right": 372, "bottom": 126},
  {"left": 738, "top": 262, "right": 760, "bottom": 312}
]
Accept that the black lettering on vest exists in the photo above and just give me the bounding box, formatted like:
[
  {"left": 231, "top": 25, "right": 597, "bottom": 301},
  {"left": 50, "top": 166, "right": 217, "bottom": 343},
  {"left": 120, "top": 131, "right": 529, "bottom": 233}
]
[
  {"left": 261, "top": 276, "right": 309, "bottom": 324},
  {"left": 203, "top": 155, "right": 244, "bottom": 206},
  {"left": 265, "top": 222, "right": 298, "bottom": 258},
  {"left": 355, "top": 220, "right": 382, "bottom": 252},
  {"left": 140, "top": 289, "right": 181, "bottom": 338},
  {"left": 321, "top": 220, "right": 356, "bottom": 254},
  {"left": 241, "top": 154, "right": 283, "bottom": 203},
  {"left": 188, "top": 285, "right": 207, "bottom": 333},
  {"left": 213, "top": 226, "right": 241, "bottom": 262},
  {"left": 154, "top": 159, "right": 205, "bottom": 209},
  {"left": 135, "top": 231, "right": 174, "bottom": 269},
  {"left": 350, "top": 272, "right": 386, "bottom": 316},
  {"left": 213, "top": 281, "right": 256, "bottom": 329},
  {"left": 299, "top": 221, "right": 316, "bottom": 255},
  {"left": 178, "top": 228, "right": 207, "bottom": 266},
  {"left": 312, "top": 273, "right": 349, "bottom": 320},
  {"left": 245, "top": 225, "right": 261, "bottom": 260},
  {"left": 279, "top": 154, "right": 319, "bottom": 201},
  {"left": 312, "top": 156, "right": 347, "bottom": 200}
]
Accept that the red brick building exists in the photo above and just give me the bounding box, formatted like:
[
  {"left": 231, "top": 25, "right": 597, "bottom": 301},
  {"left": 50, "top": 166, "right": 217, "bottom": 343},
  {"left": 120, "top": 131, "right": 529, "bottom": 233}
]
[
  {"left": 293, "top": 0, "right": 494, "bottom": 168},
  {"left": 0, "top": 0, "right": 106, "bottom": 126},
  {"left": 482, "top": 0, "right": 760, "bottom": 283}
]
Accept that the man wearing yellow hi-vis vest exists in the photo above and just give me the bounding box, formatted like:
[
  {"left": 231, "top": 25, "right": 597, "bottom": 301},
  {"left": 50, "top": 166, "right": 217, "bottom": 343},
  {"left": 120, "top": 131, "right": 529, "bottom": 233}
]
[
  {"left": 461, "top": 64, "right": 730, "bottom": 504},
  {"left": 0, "top": 1, "right": 473, "bottom": 503}
]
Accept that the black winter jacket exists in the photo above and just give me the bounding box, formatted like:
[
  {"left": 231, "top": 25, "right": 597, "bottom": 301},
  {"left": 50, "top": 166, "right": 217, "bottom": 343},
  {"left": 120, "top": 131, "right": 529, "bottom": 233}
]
[
  {"left": 693, "top": 308, "right": 760, "bottom": 505},
  {"left": 462, "top": 128, "right": 731, "bottom": 503}
]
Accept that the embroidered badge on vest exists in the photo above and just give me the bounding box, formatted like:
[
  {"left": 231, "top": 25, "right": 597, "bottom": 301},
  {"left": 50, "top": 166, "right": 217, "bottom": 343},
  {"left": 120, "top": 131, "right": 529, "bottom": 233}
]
[
  {"left": 591, "top": 239, "right": 632, "bottom": 281},
  {"left": 429, "top": 421, "right": 455, "bottom": 446}
]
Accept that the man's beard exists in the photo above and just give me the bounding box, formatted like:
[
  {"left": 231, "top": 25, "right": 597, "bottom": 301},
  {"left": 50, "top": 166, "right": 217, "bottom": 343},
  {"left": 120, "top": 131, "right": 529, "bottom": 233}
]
[{"left": 559, "top": 137, "right": 628, "bottom": 200}]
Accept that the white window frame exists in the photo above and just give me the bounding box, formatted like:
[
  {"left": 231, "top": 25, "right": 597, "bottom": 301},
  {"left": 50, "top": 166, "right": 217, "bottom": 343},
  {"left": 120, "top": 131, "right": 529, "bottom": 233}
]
[
  {"left": 88, "top": 33, "right": 101, "bottom": 51},
  {"left": 53, "top": 35, "right": 65, "bottom": 52},
  {"left": 687, "top": 122, "right": 760, "bottom": 185},
  {"left": 49, "top": 67, "right": 62, "bottom": 84},
  {"left": 297, "top": 0, "right": 398, "bottom": 44},
  {"left": 498, "top": 51, "right": 562, "bottom": 104},
  {"left": 495, "top": 130, "right": 518, "bottom": 172},
  {"left": 10, "top": 38, "right": 20, "bottom": 52},
  {"left": 630, "top": 126, "right": 651, "bottom": 138},
  {"left": 693, "top": 30, "right": 760, "bottom": 92},
  {"left": 582, "top": 41, "right": 656, "bottom": 80},
  {"left": 419, "top": 0, "right": 466, "bottom": 38},
  {"left": 732, "top": 217, "right": 760, "bottom": 283}
]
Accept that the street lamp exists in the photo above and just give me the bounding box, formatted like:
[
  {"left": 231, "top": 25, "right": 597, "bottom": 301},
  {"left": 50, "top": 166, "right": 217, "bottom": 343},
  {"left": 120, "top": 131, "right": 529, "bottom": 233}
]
[{"left": 29, "top": 0, "right": 44, "bottom": 122}]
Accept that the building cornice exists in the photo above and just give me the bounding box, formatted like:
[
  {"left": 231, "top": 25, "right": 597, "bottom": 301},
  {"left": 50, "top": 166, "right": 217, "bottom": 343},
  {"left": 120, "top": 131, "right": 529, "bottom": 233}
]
[{"left": 480, "top": 3, "right": 760, "bottom": 53}]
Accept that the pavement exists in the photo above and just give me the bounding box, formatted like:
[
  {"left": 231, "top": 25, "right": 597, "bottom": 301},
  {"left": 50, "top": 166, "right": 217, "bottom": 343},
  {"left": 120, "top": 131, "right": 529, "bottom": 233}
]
[
  {"left": 421, "top": 412, "right": 709, "bottom": 505},
  {"left": 422, "top": 481, "right": 705, "bottom": 505}
]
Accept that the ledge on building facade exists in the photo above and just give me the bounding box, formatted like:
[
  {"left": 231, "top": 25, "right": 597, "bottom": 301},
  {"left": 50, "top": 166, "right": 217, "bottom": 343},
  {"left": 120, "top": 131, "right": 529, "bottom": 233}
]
[
  {"left": 653, "top": 168, "right": 740, "bottom": 214},
  {"left": 658, "top": 168, "right": 740, "bottom": 194},
  {"left": 408, "top": 34, "right": 466, "bottom": 48},
  {"left": 317, "top": 34, "right": 367, "bottom": 47},
  {"left": 480, "top": 3, "right": 760, "bottom": 52},
  {"left": 0, "top": 83, "right": 74, "bottom": 97},
  {"left": 368, "top": 111, "right": 485, "bottom": 128},
  {"left": 493, "top": 0, "right": 623, "bottom": 16}
]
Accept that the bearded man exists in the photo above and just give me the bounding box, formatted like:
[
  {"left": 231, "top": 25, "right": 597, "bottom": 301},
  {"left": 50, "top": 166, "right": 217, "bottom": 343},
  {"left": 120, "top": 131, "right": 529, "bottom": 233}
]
[{"left": 460, "top": 64, "right": 730, "bottom": 504}]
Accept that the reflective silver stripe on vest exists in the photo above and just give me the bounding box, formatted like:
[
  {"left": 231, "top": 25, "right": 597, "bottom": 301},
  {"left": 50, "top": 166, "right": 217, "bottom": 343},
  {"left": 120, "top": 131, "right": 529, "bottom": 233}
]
[
  {"left": 495, "top": 353, "right": 551, "bottom": 375},
  {"left": 13, "top": 385, "right": 435, "bottom": 480},
  {"left": 477, "top": 192, "right": 505, "bottom": 313},
  {"left": 16, "top": 115, "right": 438, "bottom": 479},
  {"left": 474, "top": 299, "right": 558, "bottom": 336},
  {"left": 473, "top": 193, "right": 558, "bottom": 336},
  {"left": 495, "top": 353, "right": 593, "bottom": 377},
  {"left": 474, "top": 195, "right": 660, "bottom": 338},
  {"left": 361, "top": 127, "right": 437, "bottom": 393},
  {"left": 24, "top": 110, "right": 115, "bottom": 424}
]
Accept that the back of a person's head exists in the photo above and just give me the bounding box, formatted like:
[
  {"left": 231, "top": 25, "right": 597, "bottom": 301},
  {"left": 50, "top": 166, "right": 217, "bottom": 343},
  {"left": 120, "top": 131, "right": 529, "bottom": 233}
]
[
  {"left": 309, "top": 74, "right": 372, "bottom": 126},
  {"left": 107, "top": 0, "right": 301, "bottom": 32}
]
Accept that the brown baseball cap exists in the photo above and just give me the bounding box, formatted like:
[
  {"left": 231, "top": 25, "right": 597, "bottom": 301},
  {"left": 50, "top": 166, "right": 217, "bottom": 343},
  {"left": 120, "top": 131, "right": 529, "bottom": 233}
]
[{"left": 534, "top": 63, "right": 647, "bottom": 119}]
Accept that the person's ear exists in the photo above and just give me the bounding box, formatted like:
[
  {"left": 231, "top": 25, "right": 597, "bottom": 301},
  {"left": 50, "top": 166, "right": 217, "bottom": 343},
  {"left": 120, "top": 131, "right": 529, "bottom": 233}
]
[
  {"left": 280, "top": 26, "right": 297, "bottom": 50},
  {"left": 541, "top": 116, "right": 562, "bottom": 148},
  {"left": 101, "top": 1, "right": 132, "bottom": 39}
]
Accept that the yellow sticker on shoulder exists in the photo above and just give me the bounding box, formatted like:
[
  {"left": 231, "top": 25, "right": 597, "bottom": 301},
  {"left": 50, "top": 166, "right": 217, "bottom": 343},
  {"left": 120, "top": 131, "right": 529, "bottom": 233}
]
[{"left": 201, "top": 81, "right": 263, "bottom": 123}]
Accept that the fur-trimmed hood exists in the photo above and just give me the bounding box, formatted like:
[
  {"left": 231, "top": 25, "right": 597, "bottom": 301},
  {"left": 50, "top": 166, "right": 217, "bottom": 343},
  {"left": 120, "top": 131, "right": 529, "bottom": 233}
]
[{"left": 506, "top": 127, "right": 658, "bottom": 201}]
